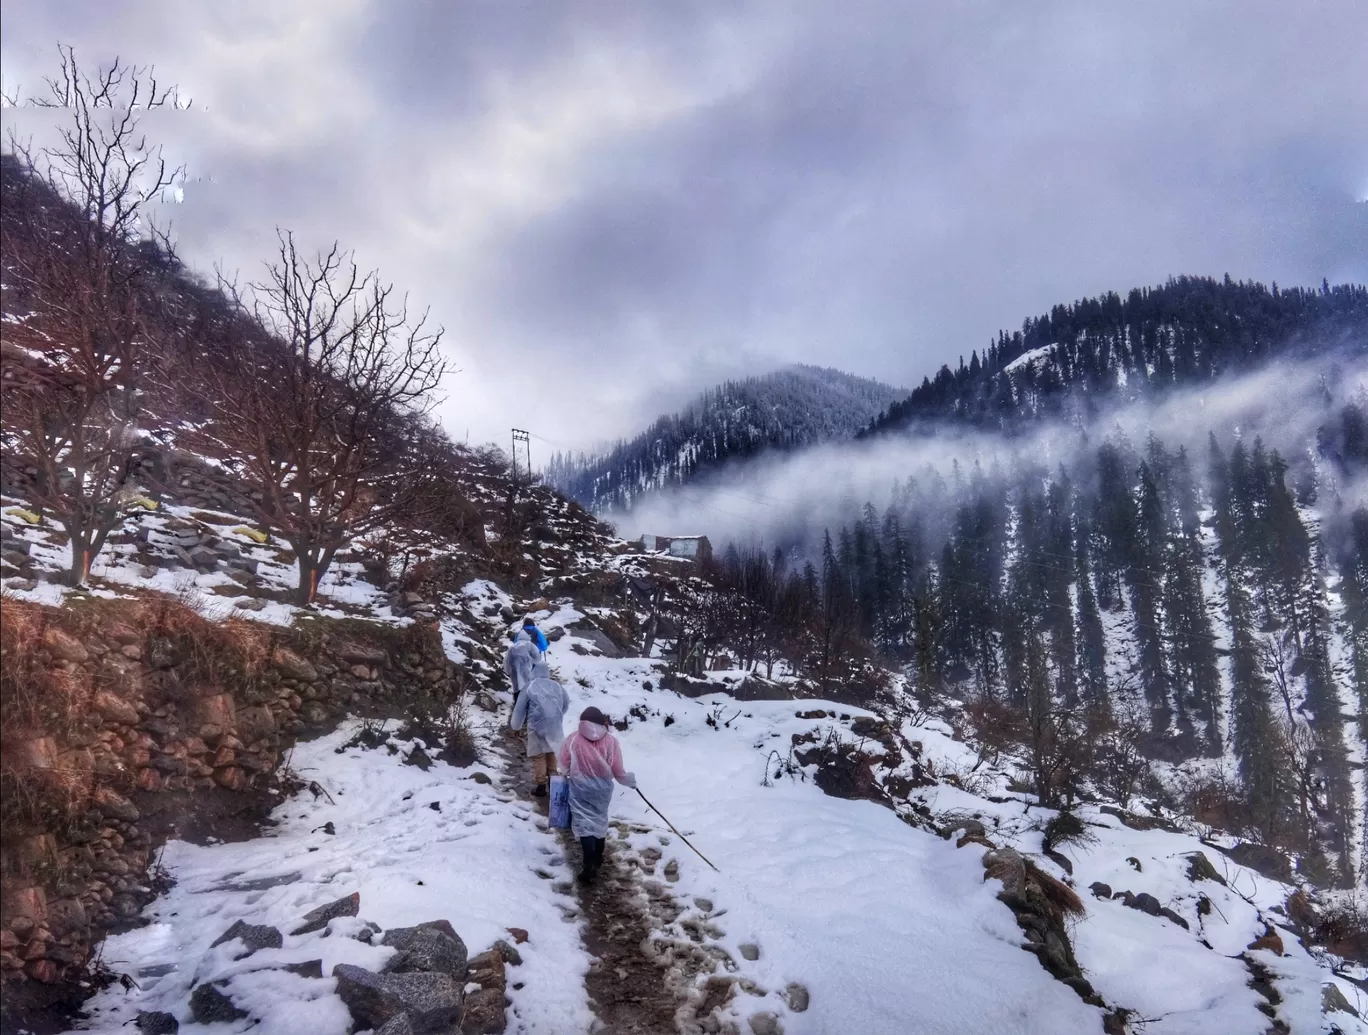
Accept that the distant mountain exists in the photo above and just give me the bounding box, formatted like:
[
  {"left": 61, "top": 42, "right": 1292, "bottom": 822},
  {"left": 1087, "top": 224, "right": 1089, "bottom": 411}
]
[
  {"left": 863, "top": 275, "right": 1368, "bottom": 436},
  {"left": 546, "top": 365, "right": 904, "bottom": 512}
]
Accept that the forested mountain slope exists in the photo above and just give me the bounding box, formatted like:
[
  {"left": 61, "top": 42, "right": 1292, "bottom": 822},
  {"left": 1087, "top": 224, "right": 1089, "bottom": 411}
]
[
  {"left": 864, "top": 276, "right": 1368, "bottom": 435},
  {"left": 545, "top": 365, "right": 903, "bottom": 512}
]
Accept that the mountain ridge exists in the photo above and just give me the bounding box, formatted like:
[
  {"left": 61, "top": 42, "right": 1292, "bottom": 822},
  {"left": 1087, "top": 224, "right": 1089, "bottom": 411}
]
[{"left": 545, "top": 363, "right": 904, "bottom": 513}]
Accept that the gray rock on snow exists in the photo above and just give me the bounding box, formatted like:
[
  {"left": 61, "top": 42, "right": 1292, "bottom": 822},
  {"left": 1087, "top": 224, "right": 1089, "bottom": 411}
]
[
  {"left": 748, "top": 1012, "right": 784, "bottom": 1035},
  {"left": 382, "top": 922, "right": 469, "bottom": 980},
  {"left": 1323, "top": 982, "right": 1359, "bottom": 1017},
  {"left": 209, "top": 919, "right": 283, "bottom": 958},
  {"left": 135, "top": 1012, "right": 179, "bottom": 1034},
  {"left": 784, "top": 982, "right": 810, "bottom": 1012},
  {"left": 291, "top": 891, "right": 360, "bottom": 935},
  {"left": 332, "top": 964, "right": 463, "bottom": 1033},
  {"left": 189, "top": 983, "right": 248, "bottom": 1024},
  {"left": 235, "top": 597, "right": 268, "bottom": 611},
  {"left": 739, "top": 943, "right": 760, "bottom": 962}
]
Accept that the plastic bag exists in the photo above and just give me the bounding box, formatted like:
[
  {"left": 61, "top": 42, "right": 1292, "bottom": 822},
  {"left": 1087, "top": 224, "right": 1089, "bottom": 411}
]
[{"left": 549, "top": 775, "right": 570, "bottom": 829}]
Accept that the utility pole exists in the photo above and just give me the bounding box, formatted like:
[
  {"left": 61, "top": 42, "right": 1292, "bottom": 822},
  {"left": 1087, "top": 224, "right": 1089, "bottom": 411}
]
[
  {"left": 510, "top": 429, "right": 531, "bottom": 488},
  {"left": 506, "top": 429, "right": 532, "bottom": 535}
]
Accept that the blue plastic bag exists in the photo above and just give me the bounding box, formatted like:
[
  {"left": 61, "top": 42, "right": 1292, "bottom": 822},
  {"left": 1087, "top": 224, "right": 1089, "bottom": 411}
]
[{"left": 549, "top": 775, "right": 570, "bottom": 829}]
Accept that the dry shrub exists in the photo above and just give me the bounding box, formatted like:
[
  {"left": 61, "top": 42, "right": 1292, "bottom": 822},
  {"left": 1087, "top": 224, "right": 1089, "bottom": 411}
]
[
  {"left": 1315, "top": 896, "right": 1368, "bottom": 965},
  {"left": 1025, "top": 859, "right": 1086, "bottom": 917}
]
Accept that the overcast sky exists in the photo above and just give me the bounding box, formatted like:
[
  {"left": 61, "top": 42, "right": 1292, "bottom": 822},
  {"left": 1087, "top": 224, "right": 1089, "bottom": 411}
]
[{"left": 3, "top": 1, "right": 1366, "bottom": 455}]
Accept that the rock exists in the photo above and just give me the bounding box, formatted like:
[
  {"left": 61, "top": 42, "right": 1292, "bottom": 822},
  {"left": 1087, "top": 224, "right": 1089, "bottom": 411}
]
[
  {"left": 47, "top": 898, "right": 87, "bottom": 936},
  {"left": 948, "top": 819, "right": 988, "bottom": 840},
  {"left": 291, "top": 891, "right": 360, "bottom": 935},
  {"left": 25, "top": 959, "right": 60, "bottom": 983},
  {"left": 739, "top": 943, "right": 760, "bottom": 961},
  {"left": 981, "top": 847, "right": 1026, "bottom": 897},
  {"left": 188, "top": 546, "right": 220, "bottom": 568},
  {"left": 135, "top": 1011, "right": 180, "bottom": 1034},
  {"left": 332, "top": 964, "right": 463, "bottom": 1032},
  {"left": 214, "top": 766, "right": 248, "bottom": 792},
  {"left": 235, "top": 597, "right": 267, "bottom": 612},
  {"left": 1044, "top": 850, "right": 1073, "bottom": 876},
  {"left": 505, "top": 927, "right": 529, "bottom": 945},
  {"left": 198, "top": 694, "right": 236, "bottom": 729},
  {"left": 210, "top": 919, "right": 283, "bottom": 958},
  {"left": 382, "top": 923, "right": 468, "bottom": 979},
  {"left": 1131, "top": 893, "right": 1162, "bottom": 917},
  {"left": 91, "top": 786, "right": 140, "bottom": 822},
  {"left": 491, "top": 939, "right": 522, "bottom": 967},
  {"left": 1159, "top": 908, "right": 1190, "bottom": 931},
  {"left": 694, "top": 898, "right": 714, "bottom": 913},
  {"left": 236, "top": 704, "right": 276, "bottom": 741},
  {"left": 784, "top": 982, "right": 810, "bottom": 1012},
  {"left": 461, "top": 987, "right": 507, "bottom": 1034},
  {"left": 1184, "top": 852, "right": 1227, "bottom": 886},
  {"left": 190, "top": 984, "right": 248, "bottom": 1024},
  {"left": 404, "top": 745, "right": 433, "bottom": 770},
  {"left": 748, "top": 1012, "right": 783, "bottom": 1035},
  {"left": 467, "top": 950, "right": 506, "bottom": 989},
  {"left": 377, "top": 1015, "right": 415, "bottom": 1035},
  {"left": 92, "top": 691, "right": 140, "bottom": 726},
  {"left": 1286, "top": 890, "right": 1319, "bottom": 931},
  {"left": 1089, "top": 882, "right": 1113, "bottom": 900},
  {"left": 4, "top": 578, "right": 37, "bottom": 592},
  {"left": 1223, "top": 842, "right": 1292, "bottom": 884},
  {"left": 272, "top": 647, "right": 318, "bottom": 682},
  {"left": 1323, "top": 982, "right": 1359, "bottom": 1017},
  {"left": 469, "top": 772, "right": 492, "bottom": 785},
  {"left": 1248, "top": 931, "right": 1285, "bottom": 955},
  {"left": 284, "top": 959, "right": 324, "bottom": 979},
  {"left": 41, "top": 627, "right": 88, "bottom": 663}
]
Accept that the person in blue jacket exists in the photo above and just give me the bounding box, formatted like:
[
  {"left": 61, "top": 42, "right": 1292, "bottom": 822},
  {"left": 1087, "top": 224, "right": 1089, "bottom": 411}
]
[{"left": 519, "top": 616, "right": 548, "bottom": 653}]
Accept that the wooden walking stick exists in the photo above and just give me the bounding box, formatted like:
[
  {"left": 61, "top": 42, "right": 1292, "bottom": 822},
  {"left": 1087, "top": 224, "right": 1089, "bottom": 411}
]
[{"left": 635, "top": 788, "right": 720, "bottom": 872}]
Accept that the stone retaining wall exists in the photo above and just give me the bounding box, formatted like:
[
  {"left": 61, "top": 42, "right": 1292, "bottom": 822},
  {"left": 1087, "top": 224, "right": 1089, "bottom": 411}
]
[{"left": 0, "top": 596, "right": 459, "bottom": 987}]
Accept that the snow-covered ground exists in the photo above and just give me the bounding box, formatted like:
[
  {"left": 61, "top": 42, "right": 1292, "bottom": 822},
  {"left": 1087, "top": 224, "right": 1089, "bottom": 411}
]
[
  {"left": 79, "top": 724, "right": 595, "bottom": 1034},
  {"left": 9, "top": 501, "right": 1366, "bottom": 1034}
]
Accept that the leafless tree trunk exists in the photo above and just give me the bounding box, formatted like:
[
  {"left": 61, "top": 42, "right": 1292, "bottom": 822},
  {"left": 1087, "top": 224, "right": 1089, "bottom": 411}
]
[
  {"left": 196, "top": 231, "right": 447, "bottom": 605},
  {"left": 0, "top": 48, "right": 181, "bottom": 585}
]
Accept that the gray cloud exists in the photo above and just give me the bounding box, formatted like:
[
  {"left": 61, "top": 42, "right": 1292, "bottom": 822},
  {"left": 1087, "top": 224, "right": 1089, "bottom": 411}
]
[{"left": 3, "top": 0, "right": 1365, "bottom": 452}]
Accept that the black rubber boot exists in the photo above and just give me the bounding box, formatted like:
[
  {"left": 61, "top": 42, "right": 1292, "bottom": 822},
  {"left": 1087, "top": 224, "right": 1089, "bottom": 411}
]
[{"left": 578, "top": 836, "right": 598, "bottom": 883}]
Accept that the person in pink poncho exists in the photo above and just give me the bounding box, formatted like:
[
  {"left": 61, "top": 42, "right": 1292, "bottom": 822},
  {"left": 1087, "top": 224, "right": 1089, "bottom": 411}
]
[{"left": 557, "top": 706, "right": 636, "bottom": 883}]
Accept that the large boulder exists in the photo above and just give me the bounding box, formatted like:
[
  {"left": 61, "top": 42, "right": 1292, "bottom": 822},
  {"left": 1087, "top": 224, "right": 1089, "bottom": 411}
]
[
  {"left": 291, "top": 891, "right": 360, "bottom": 935},
  {"left": 332, "top": 964, "right": 463, "bottom": 1033},
  {"left": 382, "top": 923, "right": 469, "bottom": 980}
]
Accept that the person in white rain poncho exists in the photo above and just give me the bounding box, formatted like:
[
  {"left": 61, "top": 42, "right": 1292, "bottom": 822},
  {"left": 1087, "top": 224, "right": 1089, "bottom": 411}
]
[
  {"left": 509, "top": 661, "right": 570, "bottom": 796},
  {"left": 557, "top": 707, "right": 636, "bottom": 883},
  {"left": 502, "top": 631, "right": 541, "bottom": 721}
]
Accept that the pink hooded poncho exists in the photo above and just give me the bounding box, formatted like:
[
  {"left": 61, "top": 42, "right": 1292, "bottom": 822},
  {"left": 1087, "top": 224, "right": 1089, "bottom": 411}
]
[{"left": 557, "top": 720, "right": 632, "bottom": 837}]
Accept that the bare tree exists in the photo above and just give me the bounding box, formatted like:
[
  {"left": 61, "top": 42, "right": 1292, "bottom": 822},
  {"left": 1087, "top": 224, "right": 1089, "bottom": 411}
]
[
  {"left": 0, "top": 48, "right": 181, "bottom": 584},
  {"left": 199, "top": 231, "right": 447, "bottom": 605}
]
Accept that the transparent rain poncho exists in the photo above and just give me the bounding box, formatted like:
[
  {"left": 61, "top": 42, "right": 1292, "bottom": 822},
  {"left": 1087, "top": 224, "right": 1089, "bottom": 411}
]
[
  {"left": 557, "top": 721, "right": 634, "bottom": 838},
  {"left": 502, "top": 637, "right": 540, "bottom": 695},
  {"left": 509, "top": 662, "right": 570, "bottom": 755}
]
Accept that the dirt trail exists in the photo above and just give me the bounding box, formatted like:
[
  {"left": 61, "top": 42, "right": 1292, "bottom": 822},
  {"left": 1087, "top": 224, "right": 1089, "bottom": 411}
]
[{"left": 499, "top": 727, "right": 687, "bottom": 1034}]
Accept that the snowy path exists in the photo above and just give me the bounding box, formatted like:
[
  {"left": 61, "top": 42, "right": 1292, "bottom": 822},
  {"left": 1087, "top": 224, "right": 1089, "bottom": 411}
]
[{"left": 78, "top": 725, "right": 596, "bottom": 1033}]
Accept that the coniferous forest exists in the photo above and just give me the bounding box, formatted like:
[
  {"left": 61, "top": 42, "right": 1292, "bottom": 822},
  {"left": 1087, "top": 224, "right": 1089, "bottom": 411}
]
[{"left": 591, "top": 278, "right": 1368, "bottom": 886}]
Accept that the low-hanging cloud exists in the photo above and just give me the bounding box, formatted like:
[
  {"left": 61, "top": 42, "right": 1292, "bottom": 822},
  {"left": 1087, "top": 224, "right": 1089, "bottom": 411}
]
[
  {"left": 2, "top": 1, "right": 1365, "bottom": 452},
  {"left": 616, "top": 352, "right": 1368, "bottom": 553}
]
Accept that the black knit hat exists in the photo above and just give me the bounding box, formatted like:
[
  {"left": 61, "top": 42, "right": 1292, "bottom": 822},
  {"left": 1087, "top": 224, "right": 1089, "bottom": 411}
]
[{"left": 580, "top": 706, "right": 609, "bottom": 726}]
